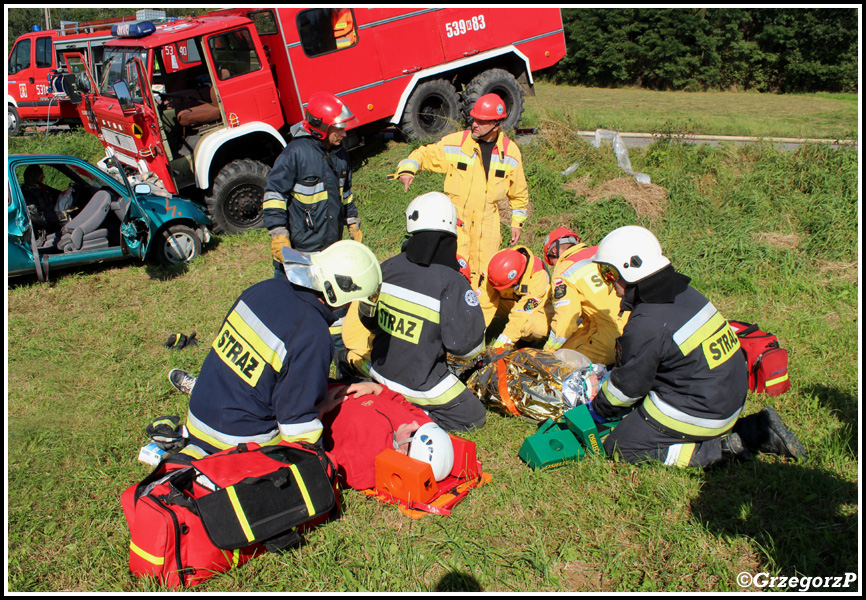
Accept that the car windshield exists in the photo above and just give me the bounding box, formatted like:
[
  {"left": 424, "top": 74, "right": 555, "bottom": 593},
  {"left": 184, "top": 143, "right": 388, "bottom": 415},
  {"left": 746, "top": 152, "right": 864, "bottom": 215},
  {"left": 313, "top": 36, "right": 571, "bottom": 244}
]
[{"left": 99, "top": 47, "right": 150, "bottom": 99}]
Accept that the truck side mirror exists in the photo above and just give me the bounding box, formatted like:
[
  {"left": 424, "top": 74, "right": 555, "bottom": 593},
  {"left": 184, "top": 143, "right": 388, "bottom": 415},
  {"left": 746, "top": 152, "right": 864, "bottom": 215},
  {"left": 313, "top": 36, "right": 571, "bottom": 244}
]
[{"left": 113, "top": 81, "right": 134, "bottom": 112}]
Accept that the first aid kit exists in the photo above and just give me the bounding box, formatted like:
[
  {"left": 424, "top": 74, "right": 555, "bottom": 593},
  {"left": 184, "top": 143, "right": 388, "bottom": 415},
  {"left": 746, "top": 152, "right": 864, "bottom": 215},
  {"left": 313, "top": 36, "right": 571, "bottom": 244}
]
[
  {"left": 729, "top": 320, "right": 791, "bottom": 396},
  {"left": 122, "top": 442, "right": 338, "bottom": 588}
]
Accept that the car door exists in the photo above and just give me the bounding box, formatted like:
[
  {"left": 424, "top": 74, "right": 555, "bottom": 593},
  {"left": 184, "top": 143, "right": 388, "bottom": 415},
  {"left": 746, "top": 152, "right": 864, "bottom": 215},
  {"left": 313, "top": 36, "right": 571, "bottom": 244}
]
[
  {"left": 7, "top": 174, "right": 38, "bottom": 277},
  {"left": 96, "top": 148, "right": 153, "bottom": 260},
  {"left": 61, "top": 52, "right": 101, "bottom": 135}
]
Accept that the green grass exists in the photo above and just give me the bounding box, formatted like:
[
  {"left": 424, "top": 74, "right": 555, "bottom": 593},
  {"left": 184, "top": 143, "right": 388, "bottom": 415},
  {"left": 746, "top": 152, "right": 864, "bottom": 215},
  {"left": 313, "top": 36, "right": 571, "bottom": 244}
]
[
  {"left": 6, "top": 86, "right": 859, "bottom": 592},
  {"left": 525, "top": 82, "right": 858, "bottom": 140}
]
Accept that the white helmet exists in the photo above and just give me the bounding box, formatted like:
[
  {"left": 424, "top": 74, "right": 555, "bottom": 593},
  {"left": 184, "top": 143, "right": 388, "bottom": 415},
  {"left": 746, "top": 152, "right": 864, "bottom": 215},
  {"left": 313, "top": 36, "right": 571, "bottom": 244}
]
[
  {"left": 405, "top": 191, "right": 457, "bottom": 236},
  {"left": 408, "top": 422, "right": 454, "bottom": 481},
  {"left": 593, "top": 226, "right": 670, "bottom": 284},
  {"left": 282, "top": 240, "right": 382, "bottom": 308}
]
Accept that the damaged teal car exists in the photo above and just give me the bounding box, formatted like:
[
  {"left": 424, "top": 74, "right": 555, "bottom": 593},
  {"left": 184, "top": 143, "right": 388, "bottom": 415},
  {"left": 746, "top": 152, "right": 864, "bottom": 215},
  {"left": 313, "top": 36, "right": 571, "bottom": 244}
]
[{"left": 8, "top": 153, "right": 211, "bottom": 280}]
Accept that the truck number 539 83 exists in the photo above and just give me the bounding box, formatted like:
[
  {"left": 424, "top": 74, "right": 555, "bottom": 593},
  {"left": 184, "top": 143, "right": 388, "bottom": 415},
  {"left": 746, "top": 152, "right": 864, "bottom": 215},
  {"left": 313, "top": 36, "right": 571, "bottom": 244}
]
[{"left": 445, "top": 15, "right": 486, "bottom": 38}]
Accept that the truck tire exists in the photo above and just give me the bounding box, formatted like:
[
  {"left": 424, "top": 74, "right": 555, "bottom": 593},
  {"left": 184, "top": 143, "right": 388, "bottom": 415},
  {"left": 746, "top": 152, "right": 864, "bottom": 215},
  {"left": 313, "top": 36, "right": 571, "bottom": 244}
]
[
  {"left": 205, "top": 158, "right": 269, "bottom": 235},
  {"left": 462, "top": 69, "right": 525, "bottom": 132},
  {"left": 400, "top": 79, "right": 461, "bottom": 140},
  {"left": 9, "top": 104, "right": 21, "bottom": 137},
  {"left": 156, "top": 224, "right": 202, "bottom": 266}
]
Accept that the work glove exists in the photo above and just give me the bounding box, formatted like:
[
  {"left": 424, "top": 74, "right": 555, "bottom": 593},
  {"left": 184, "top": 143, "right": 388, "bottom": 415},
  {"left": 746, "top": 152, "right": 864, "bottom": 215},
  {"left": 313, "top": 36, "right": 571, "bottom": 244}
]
[
  {"left": 163, "top": 332, "right": 199, "bottom": 351},
  {"left": 146, "top": 415, "right": 187, "bottom": 451},
  {"left": 348, "top": 223, "right": 363, "bottom": 243},
  {"left": 270, "top": 234, "right": 292, "bottom": 262}
]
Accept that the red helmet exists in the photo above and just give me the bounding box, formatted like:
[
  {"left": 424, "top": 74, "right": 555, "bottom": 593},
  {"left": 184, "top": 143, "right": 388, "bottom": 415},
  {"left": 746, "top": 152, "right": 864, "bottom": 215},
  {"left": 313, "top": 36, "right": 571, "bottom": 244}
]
[
  {"left": 456, "top": 254, "right": 471, "bottom": 281},
  {"left": 487, "top": 249, "right": 528, "bottom": 290},
  {"left": 304, "top": 91, "right": 359, "bottom": 139},
  {"left": 543, "top": 227, "right": 581, "bottom": 266},
  {"left": 469, "top": 93, "right": 507, "bottom": 121}
]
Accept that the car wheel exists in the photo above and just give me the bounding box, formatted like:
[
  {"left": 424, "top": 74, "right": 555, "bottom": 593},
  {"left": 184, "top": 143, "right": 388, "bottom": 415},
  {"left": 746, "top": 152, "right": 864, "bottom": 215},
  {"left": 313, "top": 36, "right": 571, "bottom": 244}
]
[
  {"left": 156, "top": 224, "right": 202, "bottom": 266},
  {"left": 205, "top": 158, "right": 269, "bottom": 235},
  {"left": 9, "top": 104, "right": 21, "bottom": 137},
  {"left": 462, "top": 69, "right": 525, "bottom": 132},
  {"left": 400, "top": 79, "right": 462, "bottom": 140}
]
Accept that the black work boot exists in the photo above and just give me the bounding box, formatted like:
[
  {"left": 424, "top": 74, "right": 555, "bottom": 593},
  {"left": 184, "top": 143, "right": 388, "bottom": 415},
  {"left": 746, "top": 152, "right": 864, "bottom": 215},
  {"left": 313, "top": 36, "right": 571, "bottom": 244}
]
[
  {"left": 734, "top": 406, "right": 808, "bottom": 461},
  {"left": 720, "top": 432, "right": 752, "bottom": 462}
]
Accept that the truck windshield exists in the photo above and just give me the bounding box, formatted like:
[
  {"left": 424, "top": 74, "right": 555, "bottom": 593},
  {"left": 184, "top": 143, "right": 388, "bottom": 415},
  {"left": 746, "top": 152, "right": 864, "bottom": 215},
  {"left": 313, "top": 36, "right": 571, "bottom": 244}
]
[{"left": 99, "top": 47, "right": 149, "bottom": 99}]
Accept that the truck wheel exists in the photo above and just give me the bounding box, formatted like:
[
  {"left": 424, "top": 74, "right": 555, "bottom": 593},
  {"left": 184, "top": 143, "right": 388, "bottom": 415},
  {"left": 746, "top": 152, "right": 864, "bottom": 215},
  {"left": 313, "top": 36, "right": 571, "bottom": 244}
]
[
  {"left": 156, "top": 224, "right": 202, "bottom": 266},
  {"left": 205, "top": 159, "right": 269, "bottom": 235},
  {"left": 9, "top": 105, "right": 21, "bottom": 137},
  {"left": 462, "top": 69, "right": 525, "bottom": 132},
  {"left": 400, "top": 79, "right": 461, "bottom": 140}
]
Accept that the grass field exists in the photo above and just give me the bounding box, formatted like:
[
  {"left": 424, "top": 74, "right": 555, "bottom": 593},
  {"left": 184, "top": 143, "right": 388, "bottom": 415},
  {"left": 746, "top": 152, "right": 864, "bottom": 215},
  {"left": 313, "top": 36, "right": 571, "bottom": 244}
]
[{"left": 6, "top": 86, "right": 860, "bottom": 592}]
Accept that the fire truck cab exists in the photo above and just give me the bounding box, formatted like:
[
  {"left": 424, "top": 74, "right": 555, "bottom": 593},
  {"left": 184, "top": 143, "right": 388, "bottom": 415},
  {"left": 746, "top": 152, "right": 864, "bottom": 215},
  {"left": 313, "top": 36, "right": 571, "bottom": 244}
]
[
  {"left": 70, "top": 8, "right": 566, "bottom": 235},
  {"left": 7, "top": 13, "right": 165, "bottom": 136}
]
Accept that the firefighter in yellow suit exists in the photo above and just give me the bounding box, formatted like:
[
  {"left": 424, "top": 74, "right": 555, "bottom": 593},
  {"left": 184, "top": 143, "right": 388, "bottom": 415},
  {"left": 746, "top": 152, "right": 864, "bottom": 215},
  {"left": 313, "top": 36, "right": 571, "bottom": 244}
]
[
  {"left": 477, "top": 246, "right": 552, "bottom": 348},
  {"left": 395, "top": 93, "right": 529, "bottom": 288},
  {"left": 541, "top": 228, "right": 629, "bottom": 366}
]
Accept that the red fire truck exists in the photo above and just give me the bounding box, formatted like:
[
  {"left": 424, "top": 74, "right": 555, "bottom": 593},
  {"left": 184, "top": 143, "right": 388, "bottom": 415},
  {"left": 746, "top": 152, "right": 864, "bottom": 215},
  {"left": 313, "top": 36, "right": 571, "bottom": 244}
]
[
  {"left": 7, "top": 12, "right": 171, "bottom": 136},
  {"left": 67, "top": 8, "right": 566, "bottom": 234}
]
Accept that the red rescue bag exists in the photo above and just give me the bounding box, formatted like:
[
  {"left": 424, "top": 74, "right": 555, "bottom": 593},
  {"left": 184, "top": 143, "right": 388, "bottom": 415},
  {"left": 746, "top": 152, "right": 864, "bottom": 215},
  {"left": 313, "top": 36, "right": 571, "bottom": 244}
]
[
  {"left": 121, "top": 441, "right": 338, "bottom": 589},
  {"left": 729, "top": 320, "right": 791, "bottom": 396}
]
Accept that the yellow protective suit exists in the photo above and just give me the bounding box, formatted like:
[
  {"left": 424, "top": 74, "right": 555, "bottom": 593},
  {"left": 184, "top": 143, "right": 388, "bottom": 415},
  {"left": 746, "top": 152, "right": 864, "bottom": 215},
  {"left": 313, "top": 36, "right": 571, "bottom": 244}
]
[
  {"left": 396, "top": 129, "right": 529, "bottom": 287},
  {"left": 477, "top": 246, "right": 551, "bottom": 347},
  {"left": 543, "top": 244, "right": 629, "bottom": 365}
]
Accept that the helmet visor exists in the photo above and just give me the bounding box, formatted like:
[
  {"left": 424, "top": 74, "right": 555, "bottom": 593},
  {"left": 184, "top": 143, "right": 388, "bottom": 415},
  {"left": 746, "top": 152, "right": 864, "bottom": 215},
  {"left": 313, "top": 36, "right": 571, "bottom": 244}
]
[
  {"left": 597, "top": 263, "right": 620, "bottom": 286},
  {"left": 281, "top": 247, "right": 320, "bottom": 291},
  {"left": 331, "top": 103, "right": 359, "bottom": 128}
]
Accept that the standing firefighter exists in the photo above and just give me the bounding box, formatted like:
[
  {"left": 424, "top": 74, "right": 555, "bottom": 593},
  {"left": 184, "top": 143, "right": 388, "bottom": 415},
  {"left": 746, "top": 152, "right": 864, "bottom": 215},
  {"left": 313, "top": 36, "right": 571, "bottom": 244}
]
[
  {"left": 477, "top": 246, "right": 552, "bottom": 349},
  {"left": 542, "top": 227, "right": 629, "bottom": 366},
  {"left": 264, "top": 91, "right": 363, "bottom": 267},
  {"left": 360, "top": 191, "right": 488, "bottom": 432},
  {"left": 584, "top": 226, "right": 807, "bottom": 467},
  {"left": 395, "top": 93, "right": 529, "bottom": 287},
  {"left": 178, "top": 241, "right": 382, "bottom": 460}
]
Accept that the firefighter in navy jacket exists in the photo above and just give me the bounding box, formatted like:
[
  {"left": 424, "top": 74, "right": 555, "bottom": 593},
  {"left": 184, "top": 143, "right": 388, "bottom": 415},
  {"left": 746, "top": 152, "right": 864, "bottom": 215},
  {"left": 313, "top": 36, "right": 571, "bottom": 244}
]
[
  {"left": 264, "top": 92, "right": 362, "bottom": 265},
  {"left": 585, "top": 226, "right": 807, "bottom": 467},
  {"left": 179, "top": 240, "right": 382, "bottom": 459},
  {"left": 359, "top": 192, "right": 487, "bottom": 432}
]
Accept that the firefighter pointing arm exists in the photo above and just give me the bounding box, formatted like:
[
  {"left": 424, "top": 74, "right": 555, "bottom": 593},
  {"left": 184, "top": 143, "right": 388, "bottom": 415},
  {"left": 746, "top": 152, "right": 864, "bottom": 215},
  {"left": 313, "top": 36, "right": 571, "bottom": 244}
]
[{"left": 395, "top": 93, "right": 529, "bottom": 288}]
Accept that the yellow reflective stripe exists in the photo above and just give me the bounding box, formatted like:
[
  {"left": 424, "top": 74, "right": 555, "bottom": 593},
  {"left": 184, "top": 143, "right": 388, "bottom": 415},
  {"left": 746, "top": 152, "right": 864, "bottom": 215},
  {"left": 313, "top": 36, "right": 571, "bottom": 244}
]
[
  {"left": 231, "top": 549, "right": 240, "bottom": 567},
  {"left": 289, "top": 464, "right": 316, "bottom": 517},
  {"left": 280, "top": 428, "right": 323, "bottom": 445},
  {"left": 600, "top": 377, "right": 641, "bottom": 407},
  {"left": 227, "top": 486, "right": 255, "bottom": 543},
  {"left": 226, "top": 309, "right": 285, "bottom": 373},
  {"left": 677, "top": 312, "right": 727, "bottom": 357},
  {"left": 342, "top": 191, "right": 353, "bottom": 205},
  {"left": 151, "top": 418, "right": 176, "bottom": 428},
  {"left": 131, "top": 541, "right": 165, "bottom": 565},
  {"left": 263, "top": 198, "right": 287, "bottom": 211},
  {"left": 644, "top": 393, "right": 741, "bottom": 438},
  {"left": 766, "top": 373, "right": 789, "bottom": 387},
  {"left": 292, "top": 190, "right": 329, "bottom": 205},
  {"left": 378, "top": 293, "right": 440, "bottom": 324},
  {"left": 664, "top": 443, "right": 695, "bottom": 467}
]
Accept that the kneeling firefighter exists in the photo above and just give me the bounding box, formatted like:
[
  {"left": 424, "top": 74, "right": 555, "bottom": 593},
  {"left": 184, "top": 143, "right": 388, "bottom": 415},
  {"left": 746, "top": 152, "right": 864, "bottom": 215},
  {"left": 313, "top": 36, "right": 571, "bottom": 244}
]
[
  {"left": 178, "top": 240, "right": 382, "bottom": 460},
  {"left": 477, "top": 246, "right": 552, "bottom": 349},
  {"left": 585, "top": 226, "right": 807, "bottom": 467},
  {"left": 359, "top": 191, "right": 488, "bottom": 432}
]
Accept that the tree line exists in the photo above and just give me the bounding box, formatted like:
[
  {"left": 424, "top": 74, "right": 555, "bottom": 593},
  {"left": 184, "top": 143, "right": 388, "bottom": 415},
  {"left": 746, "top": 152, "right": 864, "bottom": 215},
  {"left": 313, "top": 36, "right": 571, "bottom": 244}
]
[
  {"left": 8, "top": 8, "right": 858, "bottom": 94},
  {"left": 552, "top": 8, "right": 858, "bottom": 93}
]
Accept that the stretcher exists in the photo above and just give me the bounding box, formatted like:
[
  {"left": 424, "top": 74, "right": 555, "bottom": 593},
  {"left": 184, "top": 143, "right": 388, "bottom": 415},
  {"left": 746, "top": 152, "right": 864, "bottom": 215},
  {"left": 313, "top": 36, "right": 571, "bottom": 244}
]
[{"left": 361, "top": 433, "right": 492, "bottom": 519}]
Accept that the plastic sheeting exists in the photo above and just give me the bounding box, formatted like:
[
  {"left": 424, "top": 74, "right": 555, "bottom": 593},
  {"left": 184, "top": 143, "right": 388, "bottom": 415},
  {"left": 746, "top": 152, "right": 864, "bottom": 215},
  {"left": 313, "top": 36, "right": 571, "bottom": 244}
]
[{"left": 593, "top": 129, "right": 651, "bottom": 184}]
